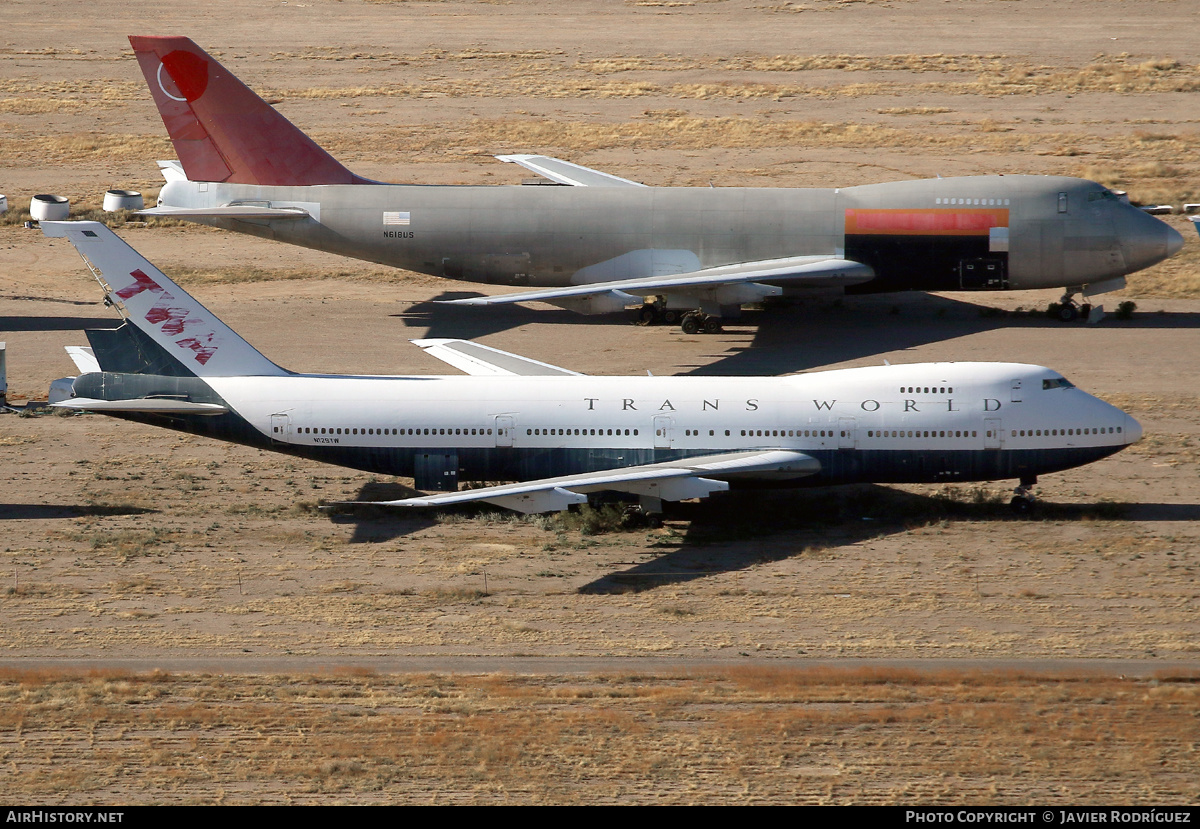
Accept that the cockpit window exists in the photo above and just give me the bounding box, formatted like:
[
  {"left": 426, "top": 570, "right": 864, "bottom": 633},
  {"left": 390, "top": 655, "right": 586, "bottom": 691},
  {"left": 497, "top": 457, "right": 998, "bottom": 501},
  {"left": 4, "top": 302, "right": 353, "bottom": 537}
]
[
  {"left": 1088, "top": 189, "right": 1122, "bottom": 203},
  {"left": 1043, "top": 377, "right": 1075, "bottom": 390}
]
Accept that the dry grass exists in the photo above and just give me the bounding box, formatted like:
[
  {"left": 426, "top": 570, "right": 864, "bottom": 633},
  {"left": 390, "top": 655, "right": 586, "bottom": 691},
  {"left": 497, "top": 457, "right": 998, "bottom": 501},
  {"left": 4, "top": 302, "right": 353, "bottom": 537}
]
[
  {"left": 878, "top": 106, "right": 953, "bottom": 115},
  {"left": 0, "top": 668, "right": 1194, "bottom": 804},
  {"left": 165, "top": 264, "right": 398, "bottom": 287},
  {"left": 2, "top": 133, "right": 172, "bottom": 165},
  {"left": 270, "top": 69, "right": 1198, "bottom": 105},
  {"left": 2, "top": 52, "right": 1193, "bottom": 123}
]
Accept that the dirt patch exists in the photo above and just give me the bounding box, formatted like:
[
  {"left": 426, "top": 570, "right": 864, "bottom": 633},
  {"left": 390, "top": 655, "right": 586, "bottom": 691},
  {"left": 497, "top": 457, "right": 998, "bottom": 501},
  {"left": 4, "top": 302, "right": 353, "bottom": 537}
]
[
  {"left": 1, "top": 667, "right": 1196, "bottom": 804},
  {"left": 3, "top": 0, "right": 1200, "bottom": 803}
]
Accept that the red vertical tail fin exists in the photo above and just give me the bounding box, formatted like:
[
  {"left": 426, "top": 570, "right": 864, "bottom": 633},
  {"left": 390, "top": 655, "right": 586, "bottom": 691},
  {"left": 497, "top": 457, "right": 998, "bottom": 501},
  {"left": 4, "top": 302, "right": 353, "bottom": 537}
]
[{"left": 128, "top": 35, "right": 367, "bottom": 186}]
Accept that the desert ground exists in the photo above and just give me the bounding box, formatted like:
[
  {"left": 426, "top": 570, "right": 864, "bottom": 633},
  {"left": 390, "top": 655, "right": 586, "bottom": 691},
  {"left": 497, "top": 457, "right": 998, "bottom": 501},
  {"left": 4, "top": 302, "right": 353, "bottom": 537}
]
[{"left": 2, "top": 0, "right": 1199, "bottom": 804}]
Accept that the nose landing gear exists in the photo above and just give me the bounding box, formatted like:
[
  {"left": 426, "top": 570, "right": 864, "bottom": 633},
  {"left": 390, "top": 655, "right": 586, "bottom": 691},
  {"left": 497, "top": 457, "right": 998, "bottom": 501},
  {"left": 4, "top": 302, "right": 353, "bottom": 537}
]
[
  {"left": 1049, "top": 290, "right": 1093, "bottom": 323},
  {"left": 1010, "top": 476, "right": 1038, "bottom": 514}
]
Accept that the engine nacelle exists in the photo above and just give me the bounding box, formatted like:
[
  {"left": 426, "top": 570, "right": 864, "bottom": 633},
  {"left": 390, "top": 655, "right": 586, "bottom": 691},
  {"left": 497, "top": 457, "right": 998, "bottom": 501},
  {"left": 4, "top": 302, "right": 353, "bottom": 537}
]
[{"left": 548, "top": 290, "right": 641, "bottom": 316}]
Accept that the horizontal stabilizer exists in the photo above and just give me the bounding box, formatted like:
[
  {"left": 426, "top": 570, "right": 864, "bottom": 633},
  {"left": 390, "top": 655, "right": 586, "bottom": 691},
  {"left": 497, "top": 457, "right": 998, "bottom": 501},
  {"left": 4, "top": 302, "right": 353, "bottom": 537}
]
[
  {"left": 440, "top": 255, "right": 874, "bottom": 309},
  {"left": 157, "top": 160, "right": 187, "bottom": 182},
  {"left": 138, "top": 206, "right": 312, "bottom": 220},
  {"left": 347, "top": 449, "right": 820, "bottom": 514},
  {"left": 411, "top": 339, "right": 583, "bottom": 376},
  {"left": 64, "top": 346, "right": 100, "bottom": 374},
  {"left": 51, "top": 397, "right": 228, "bottom": 415},
  {"left": 496, "top": 155, "right": 646, "bottom": 187}
]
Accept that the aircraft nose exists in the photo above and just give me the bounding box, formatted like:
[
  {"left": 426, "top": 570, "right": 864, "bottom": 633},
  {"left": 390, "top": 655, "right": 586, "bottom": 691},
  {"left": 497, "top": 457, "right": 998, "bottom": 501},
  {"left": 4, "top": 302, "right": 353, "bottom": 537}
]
[
  {"left": 1124, "top": 414, "right": 1143, "bottom": 445},
  {"left": 1118, "top": 208, "right": 1182, "bottom": 271},
  {"left": 1167, "top": 222, "right": 1184, "bottom": 258}
]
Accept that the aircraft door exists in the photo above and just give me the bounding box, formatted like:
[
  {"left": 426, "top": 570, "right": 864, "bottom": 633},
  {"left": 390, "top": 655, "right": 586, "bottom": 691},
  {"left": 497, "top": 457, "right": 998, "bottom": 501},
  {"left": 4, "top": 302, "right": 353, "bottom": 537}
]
[
  {"left": 415, "top": 453, "right": 459, "bottom": 491},
  {"left": 838, "top": 417, "right": 856, "bottom": 449},
  {"left": 958, "top": 258, "right": 1008, "bottom": 290},
  {"left": 495, "top": 415, "right": 514, "bottom": 447},
  {"left": 270, "top": 413, "right": 290, "bottom": 444},
  {"left": 653, "top": 415, "right": 673, "bottom": 449},
  {"left": 984, "top": 418, "right": 1003, "bottom": 449}
]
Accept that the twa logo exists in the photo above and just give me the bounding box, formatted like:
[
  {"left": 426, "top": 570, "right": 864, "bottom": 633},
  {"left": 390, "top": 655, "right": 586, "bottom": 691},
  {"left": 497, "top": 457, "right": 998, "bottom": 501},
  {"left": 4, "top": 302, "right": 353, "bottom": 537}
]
[{"left": 116, "top": 269, "right": 219, "bottom": 366}]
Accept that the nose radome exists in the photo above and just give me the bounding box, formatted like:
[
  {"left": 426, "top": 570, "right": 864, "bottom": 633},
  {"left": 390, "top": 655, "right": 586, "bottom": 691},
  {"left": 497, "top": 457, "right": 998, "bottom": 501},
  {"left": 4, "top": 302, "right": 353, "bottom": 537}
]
[
  {"left": 1167, "top": 223, "right": 1184, "bottom": 258},
  {"left": 1117, "top": 209, "right": 1180, "bottom": 272},
  {"left": 1125, "top": 414, "right": 1143, "bottom": 445}
]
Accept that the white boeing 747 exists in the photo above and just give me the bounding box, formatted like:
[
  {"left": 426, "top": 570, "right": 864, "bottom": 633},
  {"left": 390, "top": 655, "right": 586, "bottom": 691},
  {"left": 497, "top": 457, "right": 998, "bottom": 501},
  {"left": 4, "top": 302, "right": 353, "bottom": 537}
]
[{"left": 44, "top": 222, "right": 1140, "bottom": 514}]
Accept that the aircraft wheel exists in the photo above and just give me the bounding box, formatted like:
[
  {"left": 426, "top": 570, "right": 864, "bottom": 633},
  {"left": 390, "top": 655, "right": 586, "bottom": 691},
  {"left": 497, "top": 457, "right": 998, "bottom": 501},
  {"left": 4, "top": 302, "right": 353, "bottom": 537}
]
[
  {"left": 703, "top": 317, "right": 722, "bottom": 334},
  {"left": 1056, "top": 303, "right": 1079, "bottom": 322},
  {"left": 680, "top": 314, "right": 701, "bottom": 335},
  {"left": 1080, "top": 303, "right": 1093, "bottom": 319},
  {"left": 636, "top": 305, "right": 658, "bottom": 325},
  {"left": 1009, "top": 495, "right": 1034, "bottom": 515},
  {"left": 662, "top": 309, "right": 681, "bottom": 325}
]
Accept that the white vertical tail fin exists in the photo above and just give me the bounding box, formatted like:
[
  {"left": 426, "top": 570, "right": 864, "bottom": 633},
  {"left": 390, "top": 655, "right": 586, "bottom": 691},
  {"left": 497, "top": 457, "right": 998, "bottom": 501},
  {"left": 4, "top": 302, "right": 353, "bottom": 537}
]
[{"left": 41, "top": 222, "right": 287, "bottom": 378}]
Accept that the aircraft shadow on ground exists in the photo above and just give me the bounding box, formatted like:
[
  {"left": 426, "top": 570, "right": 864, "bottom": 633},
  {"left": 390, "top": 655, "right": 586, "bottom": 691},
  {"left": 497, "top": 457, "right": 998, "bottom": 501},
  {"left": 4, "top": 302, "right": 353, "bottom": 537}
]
[
  {"left": 393, "top": 292, "right": 624, "bottom": 341},
  {"left": 327, "top": 475, "right": 1198, "bottom": 561},
  {"left": 392, "top": 292, "right": 1200, "bottom": 375},
  {"left": 1120, "top": 502, "right": 1200, "bottom": 521},
  {"left": 576, "top": 484, "right": 1157, "bottom": 594},
  {"left": 685, "top": 295, "right": 1200, "bottom": 376},
  {"left": 0, "top": 503, "right": 155, "bottom": 520},
  {"left": 0, "top": 316, "right": 121, "bottom": 333},
  {"left": 326, "top": 481, "right": 439, "bottom": 543}
]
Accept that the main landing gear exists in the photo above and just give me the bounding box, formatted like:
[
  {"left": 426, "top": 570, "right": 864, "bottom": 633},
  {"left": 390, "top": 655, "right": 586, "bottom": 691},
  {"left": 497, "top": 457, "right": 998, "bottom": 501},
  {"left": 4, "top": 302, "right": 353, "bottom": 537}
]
[
  {"left": 680, "top": 312, "right": 723, "bottom": 335},
  {"left": 1009, "top": 476, "right": 1038, "bottom": 515},
  {"left": 634, "top": 304, "right": 723, "bottom": 334}
]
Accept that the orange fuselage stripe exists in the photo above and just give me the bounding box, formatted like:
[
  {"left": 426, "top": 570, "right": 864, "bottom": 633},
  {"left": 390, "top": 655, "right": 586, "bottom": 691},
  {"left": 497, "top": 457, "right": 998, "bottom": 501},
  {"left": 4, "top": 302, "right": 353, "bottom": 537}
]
[{"left": 845, "top": 208, "right": 1009, "bottom": 236}]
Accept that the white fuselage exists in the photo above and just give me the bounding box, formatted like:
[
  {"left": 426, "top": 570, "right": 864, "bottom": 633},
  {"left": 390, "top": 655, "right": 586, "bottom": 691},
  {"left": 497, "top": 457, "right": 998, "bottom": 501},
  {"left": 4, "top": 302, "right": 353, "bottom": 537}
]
[{"left": 198, "top": 361, "right": 1137, "bottom": 488}]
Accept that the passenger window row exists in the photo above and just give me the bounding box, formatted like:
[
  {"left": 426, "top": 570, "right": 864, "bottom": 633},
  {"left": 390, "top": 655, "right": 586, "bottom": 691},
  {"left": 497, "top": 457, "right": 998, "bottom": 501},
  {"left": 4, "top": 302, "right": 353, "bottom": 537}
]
[
  {"left": 935, "top": 198, "right": 1010, "bottom": 206},
  {"left": 299, "top": 427, "right": 494, "bottom": 436},
  {"left": 1013, "top": 427, "right": 1120, "bottom": 437},
  {"left": 290, "top": 424, "right": 1119, "bottom": 442},
  {"left": 868, "top": 430, "right": 978, "bottom": 438},
  {"left": 528, "top": 428, "right": 638, "bottom": 436}
]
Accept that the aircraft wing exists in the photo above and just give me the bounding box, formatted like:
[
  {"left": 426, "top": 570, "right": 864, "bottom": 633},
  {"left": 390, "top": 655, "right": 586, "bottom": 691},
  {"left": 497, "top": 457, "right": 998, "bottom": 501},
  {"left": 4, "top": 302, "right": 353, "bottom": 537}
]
[
  {"left": 439, "top": 255, "right": 875, "bottom": 309},
  {"left": 411, "top": 339, "right": 584, "bottom": 376},
  {"left": 137, "top": 206, "right": 312, "bottom": 220},
  {"left": 349, "top": 449, "right": 820, "bottom": 514},
  {"left": 496, "top": 154, "right": 646, "bottom": 187}
]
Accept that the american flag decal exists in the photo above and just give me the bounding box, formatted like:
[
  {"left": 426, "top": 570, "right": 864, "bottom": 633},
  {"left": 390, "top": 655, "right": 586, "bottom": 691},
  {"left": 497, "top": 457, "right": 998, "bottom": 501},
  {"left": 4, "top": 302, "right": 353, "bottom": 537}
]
[{"left": 383, "top": 211, "right": 411, "bottom": 226}]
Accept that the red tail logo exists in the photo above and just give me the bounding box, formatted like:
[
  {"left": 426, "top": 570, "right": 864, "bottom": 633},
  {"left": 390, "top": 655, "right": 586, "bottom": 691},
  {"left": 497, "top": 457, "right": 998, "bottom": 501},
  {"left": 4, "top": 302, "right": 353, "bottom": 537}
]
[
  {"left": 129, "top": 36, "right": 369, "bottom": 187},
  {"left": 158, "top": 50, "right": 209, "bottom": 102},
  {"left": 117, "top": 269, "right": 220, "bottom": 366}
]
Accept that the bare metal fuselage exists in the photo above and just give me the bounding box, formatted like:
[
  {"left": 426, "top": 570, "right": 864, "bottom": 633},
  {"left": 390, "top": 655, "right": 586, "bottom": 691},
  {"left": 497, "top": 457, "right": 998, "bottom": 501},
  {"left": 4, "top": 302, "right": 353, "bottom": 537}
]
[{"left": 159, "top": 173, "right": 1178, "bottom": 295}]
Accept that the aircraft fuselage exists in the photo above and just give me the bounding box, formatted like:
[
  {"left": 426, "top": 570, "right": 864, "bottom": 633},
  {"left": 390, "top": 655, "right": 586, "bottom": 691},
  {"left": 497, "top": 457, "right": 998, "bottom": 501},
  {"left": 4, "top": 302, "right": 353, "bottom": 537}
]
[
  {"left": 73, "top": 362, "right": 1139, "bottom": 491},
  {"left": 159, "top": 174, "right": 1178, "bottom": 295}
]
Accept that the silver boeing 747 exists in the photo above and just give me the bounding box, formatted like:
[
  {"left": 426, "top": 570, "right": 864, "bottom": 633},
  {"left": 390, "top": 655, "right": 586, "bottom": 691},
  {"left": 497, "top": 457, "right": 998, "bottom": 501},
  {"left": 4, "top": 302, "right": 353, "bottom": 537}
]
[{"left": 131, "top": 37, "right": 1183, "bottom": 332}]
